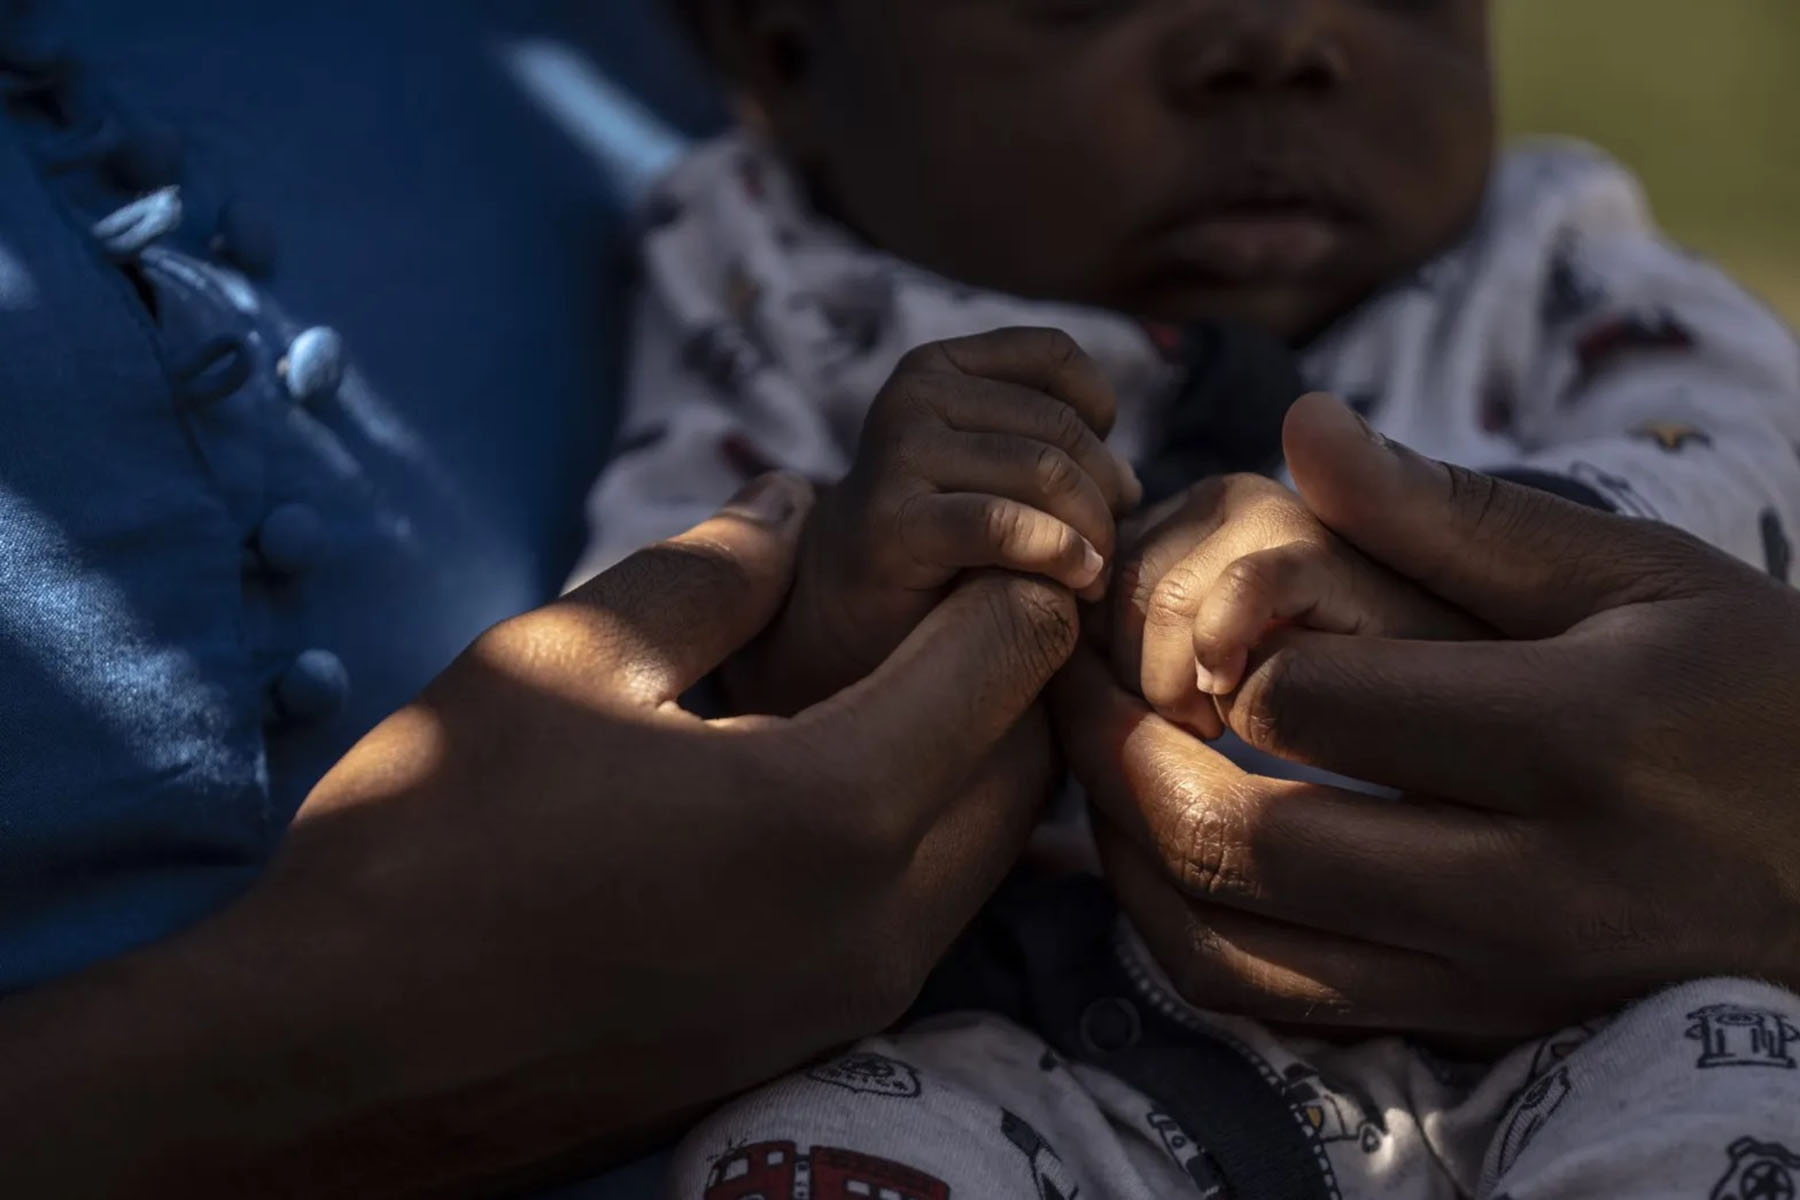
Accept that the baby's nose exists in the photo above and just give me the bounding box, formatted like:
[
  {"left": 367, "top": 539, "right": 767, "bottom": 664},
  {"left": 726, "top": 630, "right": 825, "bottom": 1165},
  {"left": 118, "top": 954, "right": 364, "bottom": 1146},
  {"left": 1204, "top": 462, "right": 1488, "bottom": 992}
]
[{"left": 1163, "top": 0, "right": 1351, "bottom": 102}]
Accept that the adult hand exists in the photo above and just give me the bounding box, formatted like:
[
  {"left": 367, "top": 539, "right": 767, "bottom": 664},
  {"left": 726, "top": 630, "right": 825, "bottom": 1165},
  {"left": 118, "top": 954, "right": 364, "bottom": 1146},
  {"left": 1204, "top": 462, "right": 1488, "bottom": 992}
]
[
  {"left": 0, "top": 472, "right": 1079, "bottom": 1197},
  {"left": 1052, "top": 393, "right": 1800, "bottom": 1040}
]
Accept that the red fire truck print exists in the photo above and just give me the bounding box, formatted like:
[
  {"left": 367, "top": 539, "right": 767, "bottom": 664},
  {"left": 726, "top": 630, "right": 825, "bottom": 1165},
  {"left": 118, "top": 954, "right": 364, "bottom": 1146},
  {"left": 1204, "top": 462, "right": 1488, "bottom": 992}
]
[{"left": 702, "top": 1140, "right": 950, "bottom": 1200}]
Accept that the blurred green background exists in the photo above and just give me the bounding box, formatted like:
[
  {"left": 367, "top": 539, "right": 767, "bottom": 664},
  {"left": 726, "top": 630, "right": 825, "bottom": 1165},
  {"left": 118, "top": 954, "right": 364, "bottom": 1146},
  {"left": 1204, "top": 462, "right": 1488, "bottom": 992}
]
[{"left": 1497, "top": 0, "right": 1800, "bottom": 323}]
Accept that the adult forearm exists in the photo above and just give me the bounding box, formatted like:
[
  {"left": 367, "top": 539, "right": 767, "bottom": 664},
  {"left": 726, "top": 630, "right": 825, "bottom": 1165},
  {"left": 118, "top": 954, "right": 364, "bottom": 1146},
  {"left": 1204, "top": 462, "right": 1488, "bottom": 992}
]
[
  {"left": 0, "top": 707, "right": 679, "bottom": 1196},
  {"left": 0, "top": 490, "right": 1083, "bottom": 1194}
]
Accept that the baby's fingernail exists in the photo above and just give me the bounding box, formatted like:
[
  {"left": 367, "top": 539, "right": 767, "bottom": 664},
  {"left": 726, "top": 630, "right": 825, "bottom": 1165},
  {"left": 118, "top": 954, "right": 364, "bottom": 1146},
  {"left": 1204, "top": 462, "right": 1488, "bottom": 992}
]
[
  {"left": 1078, "top": 542, "right": 1106, "bottom": 586},
  {"left": 1120, "top": 459, "right": 1145, "bottom": 508},
  {"left": 1196, "top": 660, "right": 1226, "bottom": 696},
  {"left": 1078, "top": 564, "right": 1112, "bottom": 604}
]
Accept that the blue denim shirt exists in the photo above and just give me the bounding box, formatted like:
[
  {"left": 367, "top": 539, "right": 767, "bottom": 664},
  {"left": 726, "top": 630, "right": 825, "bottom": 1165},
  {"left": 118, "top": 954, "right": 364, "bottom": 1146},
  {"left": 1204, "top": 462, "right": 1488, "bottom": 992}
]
[{"left": 0, "top": 0, "right": 719, "bottom": 993}]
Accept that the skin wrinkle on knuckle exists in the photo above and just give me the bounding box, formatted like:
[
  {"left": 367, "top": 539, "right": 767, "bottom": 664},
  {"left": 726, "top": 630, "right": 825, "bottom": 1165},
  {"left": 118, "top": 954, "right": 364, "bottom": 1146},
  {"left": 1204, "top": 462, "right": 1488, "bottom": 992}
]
[
  {"left": 1597, "top": 524, "right": 1722, "bottom": 610},
  {"left": 1171, "top": 783, "right": 1252, "bottom": 903},
  {"left": 994, "top": 577, "right": 1081, "bottom": 679},
  {"left": 1231, "top": 651, "right": 1302, "bottom": 753}
]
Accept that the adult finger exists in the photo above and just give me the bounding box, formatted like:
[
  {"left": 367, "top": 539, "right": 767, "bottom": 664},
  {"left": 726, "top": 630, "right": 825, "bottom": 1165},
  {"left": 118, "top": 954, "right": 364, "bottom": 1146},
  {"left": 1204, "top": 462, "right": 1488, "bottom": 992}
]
[
  {"left": 1219, "top": 627, "right": 1612, "bottom": 813},
  {"left": 555, "top": 472, "right": 814, "bottom": 707},
  {"left": 1050, "top": 645, "right": 1540, "bottom": 953},
  {"left": 801, "top": 570, "right": 1080, "bottom": 830},
  {"left": 1283, "top": 392, "right": 1706, "bottom": 636},
  {"left": 929, "top": 377, "right": 1141, "bottom": 514},
  {"left": 1096, "top": 828, "right": 1534, "bottom": 1035},
  {"left": 928, "top": 326, "right": 1125, "bottom": 441},
  {"left": 892, "top": 712, "right": 1060, "bottom": 969},
  {"left": 896, "top": 493, "right": 1106, "bottom": 593}
]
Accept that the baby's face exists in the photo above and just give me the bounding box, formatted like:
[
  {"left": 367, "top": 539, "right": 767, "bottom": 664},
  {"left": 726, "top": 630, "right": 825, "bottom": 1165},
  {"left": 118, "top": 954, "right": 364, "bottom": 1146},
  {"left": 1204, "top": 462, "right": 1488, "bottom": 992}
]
[{"left": 756, "top": 0, "right": 1494, "bottom": 341}]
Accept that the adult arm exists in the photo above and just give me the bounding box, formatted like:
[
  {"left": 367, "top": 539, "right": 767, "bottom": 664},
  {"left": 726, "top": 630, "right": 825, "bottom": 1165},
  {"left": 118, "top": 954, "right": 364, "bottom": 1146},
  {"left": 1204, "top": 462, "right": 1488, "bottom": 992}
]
[
  {"left": 1054, "top": 394, "right": 1800, "bottom": 1040},
  {"left": 0, "top": 473, "right": 1078, "bottom": 1197}
]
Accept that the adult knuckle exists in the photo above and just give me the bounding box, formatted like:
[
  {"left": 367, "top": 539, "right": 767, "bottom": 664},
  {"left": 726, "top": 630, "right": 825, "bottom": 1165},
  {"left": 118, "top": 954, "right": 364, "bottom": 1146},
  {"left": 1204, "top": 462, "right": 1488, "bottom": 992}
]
[
  {"left": 1015, "top": 579, "right": 1082, "bottom": 669},
  {"left": 985, "top": 575, "right": 1080, "bottom": 676},
  {"left": 1606, "top": 522, "right": 1719, "bottom": 606},
  {"left": 1563, "top": 882, "right": 1663, "bottom": 963},
  {"left": 1232, "top": 648, "right": 1305, "bottom": 752},
  {"left": 1171, "top": 792, "right": 1250, "bottom": 902}
]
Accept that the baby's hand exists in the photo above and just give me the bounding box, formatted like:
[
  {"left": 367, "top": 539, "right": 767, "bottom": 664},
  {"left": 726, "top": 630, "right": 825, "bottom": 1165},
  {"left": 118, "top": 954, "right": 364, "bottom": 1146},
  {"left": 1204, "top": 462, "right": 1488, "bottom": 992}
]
[
  {"left": 730, "top": 327, "right": 1141, "bottom": 713},
  {"left": 1114, "top": 473, "right": 1484, "bottom": 737},
  {"left": 835, "top": 326, "right": 1140, "bottom": 588}
]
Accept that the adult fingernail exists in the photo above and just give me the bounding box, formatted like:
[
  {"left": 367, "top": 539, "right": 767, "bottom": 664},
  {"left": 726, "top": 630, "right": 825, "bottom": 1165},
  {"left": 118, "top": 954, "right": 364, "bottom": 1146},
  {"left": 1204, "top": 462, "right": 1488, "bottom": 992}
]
[
  {"left": 721, "top": 471, "right": 811, "bottom": 531},
  {"left": 1306, "top": 391, "right": 1391, "bottom": 452},
  {"left": 1346, "top": 406, "right": 1390, "bottom": 450}
]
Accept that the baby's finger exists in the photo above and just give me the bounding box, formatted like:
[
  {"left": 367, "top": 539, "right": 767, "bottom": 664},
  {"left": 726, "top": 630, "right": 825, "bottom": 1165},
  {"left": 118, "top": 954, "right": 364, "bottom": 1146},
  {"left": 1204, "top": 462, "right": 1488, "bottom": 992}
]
[
  {"left": 1138, "top": 551, "right": 1240, "bottom": 738},
  {"left": 932, "top": 431, "right": 1118, "bottom": 561},
  {"left": 897, "top": 493, "right": 1105, "bottom": 592},
  {"left": 1194, "top": 544, "right": 1492, "bottom": 695},
  {"left": 931, "top": 326, "right": 1120, "bottom": 439},
  {"left": 932, "top": 378, "right": 1142, "bottom": 513},
  {"left": 1193, "top": 546, "right": 1356, "bottom": 696}
]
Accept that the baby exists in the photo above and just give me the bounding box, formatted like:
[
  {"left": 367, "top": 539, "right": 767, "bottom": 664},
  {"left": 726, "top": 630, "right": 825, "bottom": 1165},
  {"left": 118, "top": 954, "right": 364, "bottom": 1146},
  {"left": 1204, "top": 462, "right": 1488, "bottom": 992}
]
[{"left": 578, "top": 0, "right": 1800, "bottom": 1195}]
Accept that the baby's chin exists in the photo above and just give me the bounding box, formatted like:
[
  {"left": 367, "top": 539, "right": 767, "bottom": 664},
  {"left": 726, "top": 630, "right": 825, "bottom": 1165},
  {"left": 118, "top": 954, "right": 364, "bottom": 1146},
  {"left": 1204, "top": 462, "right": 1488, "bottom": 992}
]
[{"left": 1118, "top": 278, "right": 1366, "bottom": 348}]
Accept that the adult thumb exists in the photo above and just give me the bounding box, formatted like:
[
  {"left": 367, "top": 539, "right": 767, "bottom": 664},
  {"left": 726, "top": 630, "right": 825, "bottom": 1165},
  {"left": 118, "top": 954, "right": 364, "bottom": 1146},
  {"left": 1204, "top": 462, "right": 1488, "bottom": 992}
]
[
  {"left": 558, "top": 472, "right": 815, "bottom": 706},
  {"left": 1282, "top": 393, "right": 1685, "bottom": 637}
]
